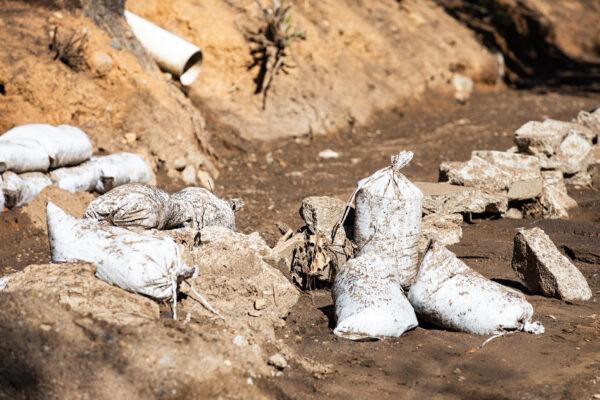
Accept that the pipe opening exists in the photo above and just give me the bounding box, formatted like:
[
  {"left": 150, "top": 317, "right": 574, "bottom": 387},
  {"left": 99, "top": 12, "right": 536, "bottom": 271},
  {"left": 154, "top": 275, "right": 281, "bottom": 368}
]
[{"left": 180, "top": 50, "right": 203, "bottom": 86}]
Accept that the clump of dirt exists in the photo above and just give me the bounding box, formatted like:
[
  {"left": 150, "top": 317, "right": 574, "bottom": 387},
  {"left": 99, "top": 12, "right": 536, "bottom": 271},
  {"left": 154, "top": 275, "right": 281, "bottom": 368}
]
[
  {"left": 129, "top": 0, "right": 501, "bottom": 140},
  {"left": 0, "top": 1, "right": 216, "bottom": 182}
]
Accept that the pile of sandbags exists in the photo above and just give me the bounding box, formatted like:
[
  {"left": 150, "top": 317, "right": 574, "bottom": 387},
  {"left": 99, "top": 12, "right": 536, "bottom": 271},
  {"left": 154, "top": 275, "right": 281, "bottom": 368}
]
[
  {"left": 0, "top": 124, "right": 154, "bottom": 210},
  {"left": 437, "top": 108, "right": 600, "bottom": 220},
  {"left": 84, "top": 183, "right": 236, "bottom": 231},
  {"left": 332, "top": 151, "right": 546, "bottom": 341}
]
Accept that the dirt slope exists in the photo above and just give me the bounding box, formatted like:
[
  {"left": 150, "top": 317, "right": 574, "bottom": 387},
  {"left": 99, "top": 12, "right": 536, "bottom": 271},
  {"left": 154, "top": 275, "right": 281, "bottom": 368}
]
[
  {"left": 0, "top": 1, "right": 216, "bottom": 180},
  {"left": 128, "top": 0, "right": 500, "bottom": 141}
]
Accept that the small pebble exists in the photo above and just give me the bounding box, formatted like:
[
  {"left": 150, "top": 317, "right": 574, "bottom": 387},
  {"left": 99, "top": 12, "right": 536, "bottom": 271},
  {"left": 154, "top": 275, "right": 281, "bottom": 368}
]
[{"left": 268, "top": 354, "right": 288, "bottom": 370}]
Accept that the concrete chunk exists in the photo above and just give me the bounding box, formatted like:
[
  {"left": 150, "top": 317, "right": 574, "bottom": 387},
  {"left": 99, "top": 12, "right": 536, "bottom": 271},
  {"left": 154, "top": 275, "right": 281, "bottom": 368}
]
[
  {"left": 439, "top": 156, "right": 512, "bottom": 193},
  {"left": 575, "top": 110, "right": 600, "bottom": 137},
  {"left": 514, "top": 120, "right": 565, "bottom": 156},
  {"left": 554, "top": 132, "right": 593, "bottom": 175},
  {"left": 512, "top": 227, "right": 592, "bottom": 301},
  {"left": 539, "top": 171, "right": 577, "bottom": 219},
  {"left": 300, "top": 196, "right": 347, "bottom": 242},
  {"left": 418, "top": 213, "right": 462, "bottom": 253},
  {"left": 417, "top": 182, "right": 508, "bottom": 215}
]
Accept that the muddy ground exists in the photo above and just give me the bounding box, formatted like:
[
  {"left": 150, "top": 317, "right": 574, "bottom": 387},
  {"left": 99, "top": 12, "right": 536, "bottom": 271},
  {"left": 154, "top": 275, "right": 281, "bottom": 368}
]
[{"left": 2, "top": 88, "right": 600, "bottom": 399}]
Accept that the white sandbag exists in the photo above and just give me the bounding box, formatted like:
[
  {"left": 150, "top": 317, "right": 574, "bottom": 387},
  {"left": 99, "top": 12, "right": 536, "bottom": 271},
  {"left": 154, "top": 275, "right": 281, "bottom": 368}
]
[
  {"left": 0, "top": 124, "right": 92, "bottom": 168},
  {"left": 49, "top": 162, "right": 101, "bottom": 193},
  {"left": 48, "top": 202, "right": 193, "bottom": 302},
  {"left": 84, "top": 183, "right": 173, "bottom": 229},
  {"left": 15, "top": 172, "right": 52, "bottom": 207},
  {"left": 91, "top": 152, "right": 154, "bottom": 194},
  {"left": 408, "top": 243, "right": 544, "bottom": 335},
  {"left": 0, "top": 140, "right": 50, "bottom": 173},
  {"left": 1, "top": 171, "right": 23, "bottom": 208},
  {"left": 353, "top": 151, "right": 422, "bottom": 288},
  {"left": 333, "top": 253, "right": 418, "bottom": 340},
  {"left": 168, "top": 187, "right": 235, "bottom": 230}
]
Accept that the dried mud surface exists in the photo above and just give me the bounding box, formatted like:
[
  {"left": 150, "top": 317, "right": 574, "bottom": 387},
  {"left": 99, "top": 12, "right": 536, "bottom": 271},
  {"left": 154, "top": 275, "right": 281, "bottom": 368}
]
[{"left": 1, "top": 90, "right": 600, "bottom": 399}]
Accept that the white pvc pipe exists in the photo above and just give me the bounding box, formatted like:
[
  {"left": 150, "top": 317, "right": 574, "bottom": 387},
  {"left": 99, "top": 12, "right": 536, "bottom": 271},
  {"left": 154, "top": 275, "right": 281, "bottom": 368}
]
[{"left": 124, "top": 10, "right": 203, "bottom": 86}]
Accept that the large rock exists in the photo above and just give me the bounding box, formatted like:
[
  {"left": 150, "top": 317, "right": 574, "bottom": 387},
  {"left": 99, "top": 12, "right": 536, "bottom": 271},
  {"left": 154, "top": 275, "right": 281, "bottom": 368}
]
[
  {"left": 418, "top": 213, "right": 463, "bottom": 253},
  {"left": 300, "top": 196, "right": 347, "bottom": 243},
  {"left": 472, "top": 150, "right": 542, "bottom": 200},
  {"left": 514, "top": 120, "right": 564, "bottom": 157},
  {"left": 512, "top": 227, "right": 592, "bottom": 301},
  {"left": 539, "top": 171, "right": 577, "bottom": 219},
  {"left": 575, "top": 109, "right": 600, "bottom": 137},
  {"left": 1, "top": 263, "right": 159, "bottom": 325},
  {"left": 417, "top": 182, "right": 508, "bottom": 215},
  {"left": 439, "top": 156, "right": 512, "bottom": 193},
  {"left": 554, "top": 132, "right": 593, "bottom": 175}
]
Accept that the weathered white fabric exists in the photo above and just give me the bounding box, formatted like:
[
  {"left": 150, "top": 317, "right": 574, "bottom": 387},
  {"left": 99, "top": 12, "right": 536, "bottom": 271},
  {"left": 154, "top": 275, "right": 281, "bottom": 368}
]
[
  {"left": 48, "top": 202, "right": 194, "bottom": 302},
  {"left": 92, "top": 153, "right": 154, "bottom": 194},
  {"left": 333, "top": 253, "right": 418, "bottom": 340},
  {"left": 168, "top": 187, "right": 235, "bottom": 230},
  {"left": 354, "top": 151, "right": 423, "bottom": 288},
  {"left": 408, "top": 243, "right": 544, "bottom": 335},
  {"left": 84, "top": 183, "right": 173, "bottom": 230}
]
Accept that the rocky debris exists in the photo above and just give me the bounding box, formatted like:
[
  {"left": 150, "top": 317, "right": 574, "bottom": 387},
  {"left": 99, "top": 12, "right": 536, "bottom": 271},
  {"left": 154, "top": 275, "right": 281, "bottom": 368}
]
[
  {"left": 512, "top": 227, "right": 592, "bottom": 301},
  {"left": 439, "top": 156, "right": 512, "bottom": 193},
  {"left": 472, "top": 150, "right": 542, "bottom": 200},
  {"left": 554, "top": 132, "right": 593, "bottom": 175},
  {"left": 1, "top": 263, "right": 159, "bottom": 325},
  {"left": 417, "top": 182, "right": 508, "bottom": 215},
  {"left": 419, "top": 213, "right": 463, "bottom": 253},
  {"left": 565, "top": 171, "right": 592, "bottom": 188},
  {"left": 514, "top": 120, "right": 566, "bottom": 157},
  {"left": 540, "top": 171, "right": 578, "bottom": 219},
  {"left": 300, "top": 196, "right": 347, "bottom": 243},
  {"left": 575, "top": 109, "right": 600, "bottom": 136},
  {"left": 268, "top": 354, "right": 288, "bottom": 370},
  {"left": 504, "top": 208, "right": 523, "bottom": 219},
  {"left": 181, "top": 164, "right": 197, "bottom": 186},
  {"left": 452, "top": 74, "right": 473, "bottom": 103}
]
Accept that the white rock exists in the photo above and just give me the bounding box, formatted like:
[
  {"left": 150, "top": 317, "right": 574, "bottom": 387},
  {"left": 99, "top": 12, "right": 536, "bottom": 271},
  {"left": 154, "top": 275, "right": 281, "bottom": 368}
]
[
  {"left": 416, "top": 182, "right": 508, "bottom": 215},
  {"left": 539, "top": 171, "right": 577, "bottom": 219},
  {"left": 452, "top": 74, "right": 473, "bottom": 103},
  {"left": 318, "top": 149, "right": 339, "bottom": 159},
  {"left": 554, "top": 132, "right": 593, "bottom": 174},
  {"left": 419, "top": 213, "right": 462, "bottom": 253},
  {"left": 575, "top": 110, "right": 600, "bottom": 137},
  {"left": 564, "top": 171, "right": 592, "bottom": 188},
  {"left": 268, "top": 354, "right": 288, "bottom": 370},
  {"left": 504, "top": 208, "right": 523, "bottom": 219},
  {"left": 512, "top": 227, "right": 592, "bottom": 301},
  {"left": 439, "top": 156, "right": 512, "bottom": 193},
  {"left": 300, "top": 196, "right": 347, "bottom": 242},
  {"left": 181, "top": 165, "right": 197, "bottom": 186}
]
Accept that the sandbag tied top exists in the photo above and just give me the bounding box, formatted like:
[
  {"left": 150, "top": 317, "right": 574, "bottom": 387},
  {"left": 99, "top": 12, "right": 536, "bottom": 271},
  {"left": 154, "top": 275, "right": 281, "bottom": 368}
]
[
  {"left": 354, "top": 150, "right": 423, "bottom": 288},
  {"left": 48, "top": 202, "right": 194, "bottom": 302},
  {"left": 168, "top": 187, "right": 236, "bottom": 230},
  {"left": 333, "top": 253, "right": 418, "bottom": 340},
  {"left": 92, "top": 152, "right": 155, "bottom": 194},
  {"left": 0, "top": 124, "right": 93, "bottom": 171},
  {"left": 408, "top": 242, "right": 544, "bottom": 336},
  {"left": 84, "top": 183, "right": 173, "bottom": 230},
  {"left": 1, "top": 171, "right": 52, "bottom": 208}
]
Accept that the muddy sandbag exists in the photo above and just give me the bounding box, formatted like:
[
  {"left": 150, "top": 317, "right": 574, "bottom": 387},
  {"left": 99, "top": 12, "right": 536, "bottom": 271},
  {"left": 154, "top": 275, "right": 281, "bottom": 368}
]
[
  {"left": 354, "top": 151, "right": 422, "bottom": 288},
  {"left": 84, "top": 183, "right": 173, "bottom": 229},
  {"left": 49, "top": 162, "right": 101, "bottom": 193},
  {"left": 168, "top": 187, "right": 235, "bottom": 230},
  {"left": 0, "top": 124, "right": 93, "bottom": 168},
  {"left": 92, "top": 152, "right": 154, "bottom": 194},
  {"left": 47, "top": 202, "right": 194, "bottom": 308},
  {"left": 333, "top": 253, "right": 418, "bottom": 340},
  {"left": 1, "top": 171, "right": 52, "bottom": 208},
  {"left": 408, "top": 243, "right": 544, "bottom": 335}
]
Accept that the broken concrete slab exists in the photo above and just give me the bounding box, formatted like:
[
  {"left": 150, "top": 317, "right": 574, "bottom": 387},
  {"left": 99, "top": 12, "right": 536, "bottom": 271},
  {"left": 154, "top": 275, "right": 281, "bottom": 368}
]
[
  {"left": 565, "top": 171, "right": 592, "bottom": 188},
  {"left": 1, "top": 263, "right": 160, "bottom": 325},
  {"left": 512, "top": 227, "right": 592, "bottom": 301},
  {"left": 575, "top": 110, "right": 600, "bottom": 137},
  {"left": 554, "top": 132, "right": 593, "bottom": 175},
  {"left": 471, "top": 151, "right": 542, "bottom": 200},
  {"left": 300, "top": 196, "right": 347, "bottom": 243},
  {"left": 439, "top": 156, "right": 512, "bottom": 193},
  {"left": 418, "top": 213, "right": 463, "bottom": 253},
  {"left": 514, "top": 120, "right": 565, "bottom": 157},
  {"left": 417, "top": 182, "right": 508, "bottom": 215},
  {"left": 539, "top": 171, "right": 577, "bottom": 219}
]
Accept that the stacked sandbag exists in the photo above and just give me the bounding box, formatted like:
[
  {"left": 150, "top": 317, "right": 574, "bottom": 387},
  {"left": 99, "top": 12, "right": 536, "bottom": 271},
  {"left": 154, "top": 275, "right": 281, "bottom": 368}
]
[
  {"left": 84, "top": 183, "right": 236, "bottom": 231},
  {"left": 0, "top": 124, "right": 156, "bottom": 209},
  {"left": 332, "top": 151, "right": 421, "bottom": 340},
  {"left": 408, "top": 242, "right": 544, "bottom": 335},
  {"left": 48, "top": 202, "right": 194, "bottom": 310},
  {"left": 333, "top": 253, "right": 417, "bottom": 340},
  {"left": 0, "top": 124, "right": 92, "bottom": 173},
  {"left": 354, "top": 151, "right": 423, "bottom": 288}
]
